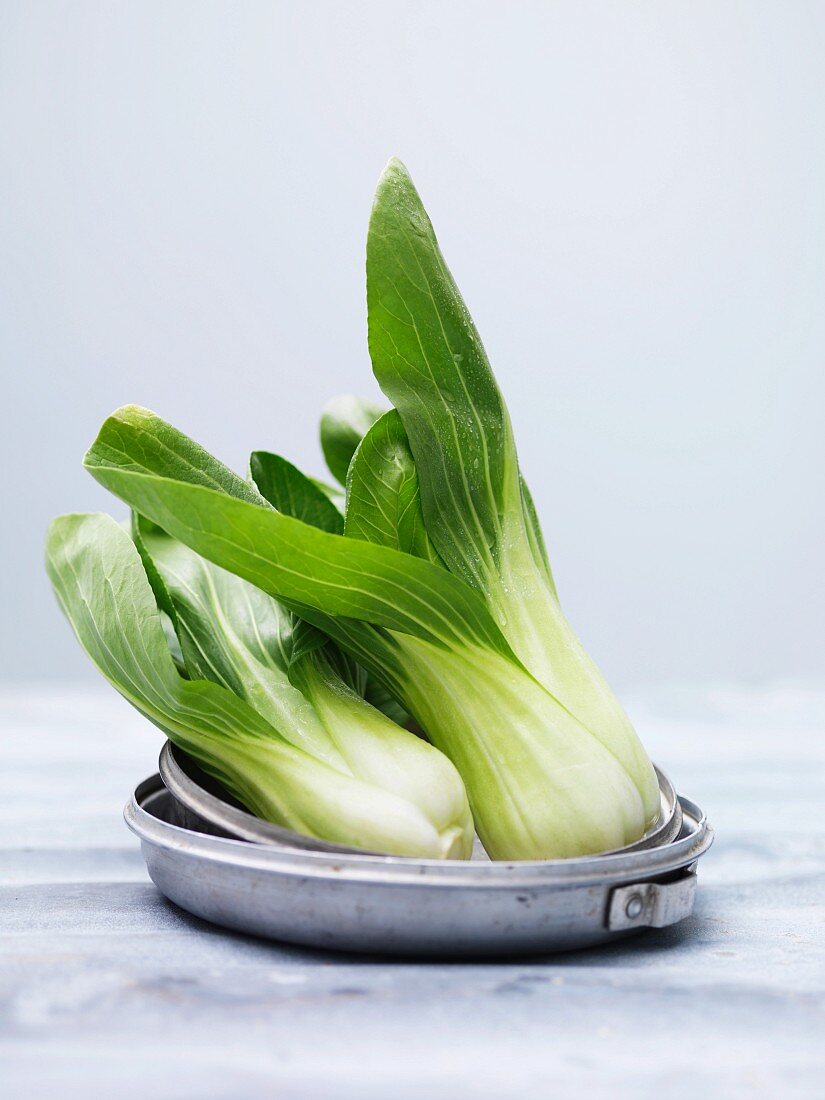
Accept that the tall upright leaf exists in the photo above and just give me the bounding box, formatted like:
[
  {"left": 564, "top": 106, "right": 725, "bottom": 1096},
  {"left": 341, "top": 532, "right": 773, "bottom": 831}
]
[{"left": 367, "top": 159, "right": 525, "bottom": 596}]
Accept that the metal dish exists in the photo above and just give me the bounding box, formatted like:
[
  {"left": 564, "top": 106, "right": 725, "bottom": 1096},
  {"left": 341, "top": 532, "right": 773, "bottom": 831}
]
[
  {"left": 126, "top": 774, "right": 712, "bottom": 956},
  {"left": 158, "top": 740, "right": 684, "bottom": 858}
]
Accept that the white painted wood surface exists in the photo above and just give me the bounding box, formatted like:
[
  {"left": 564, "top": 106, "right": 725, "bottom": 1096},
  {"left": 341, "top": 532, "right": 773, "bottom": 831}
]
[{"left": 1, "top": 684, "right": 823, "bottom": 1098}]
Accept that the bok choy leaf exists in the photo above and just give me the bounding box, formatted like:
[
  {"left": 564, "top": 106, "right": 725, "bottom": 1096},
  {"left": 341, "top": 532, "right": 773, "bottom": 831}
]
[
  {"left": 249, "top": 451, "right": 344, "bottom": 535},
  {"left": 345, "top": 409, "right": 442, "bottom": 565}
]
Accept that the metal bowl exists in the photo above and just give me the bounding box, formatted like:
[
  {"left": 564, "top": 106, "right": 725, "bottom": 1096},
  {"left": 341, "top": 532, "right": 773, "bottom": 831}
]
[
  {"left": 158, "top": 740, "right": 683, "bottom": 859},
  {"left": 125, "top": 773, "right": 712, "bottom": 956}
]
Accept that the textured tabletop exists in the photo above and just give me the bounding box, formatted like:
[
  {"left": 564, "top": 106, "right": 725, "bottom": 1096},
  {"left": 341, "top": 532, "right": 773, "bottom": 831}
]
[{"left": 1, "top": 683, "right": 823, "bottom": 1098}]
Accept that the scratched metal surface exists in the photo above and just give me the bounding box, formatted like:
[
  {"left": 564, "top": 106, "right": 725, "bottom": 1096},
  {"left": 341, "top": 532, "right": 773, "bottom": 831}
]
[{"left": 1, "top": 684, "right": 824, "bottom": 1099}]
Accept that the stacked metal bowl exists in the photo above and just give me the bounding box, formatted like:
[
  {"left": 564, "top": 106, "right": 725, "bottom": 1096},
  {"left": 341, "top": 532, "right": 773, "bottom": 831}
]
[{"left": 126, "top": 743, "right": 713, "bottom": 957}]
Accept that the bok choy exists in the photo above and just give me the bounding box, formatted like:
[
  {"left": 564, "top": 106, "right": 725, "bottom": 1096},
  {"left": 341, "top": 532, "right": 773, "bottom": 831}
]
[
  {"left": 366, "top": 160, "right": 656, "bottom": 813},
  {"left": 46, "top": 512, "right": 473, "bottom": 858},
  {"left": 48, "top": 156, "right": 660, "bottom": 861}
]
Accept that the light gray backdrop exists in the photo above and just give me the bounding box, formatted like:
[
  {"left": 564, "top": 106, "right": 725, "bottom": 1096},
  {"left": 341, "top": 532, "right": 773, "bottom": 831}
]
[{"left": 2, "top": 1, "right": 823, "bottom": 687}]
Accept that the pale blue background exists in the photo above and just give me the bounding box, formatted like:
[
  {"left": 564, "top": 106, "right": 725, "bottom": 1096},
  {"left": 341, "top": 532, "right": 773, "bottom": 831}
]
[{"left": 1, "top": 1, "right": 823, "bottom": 687}]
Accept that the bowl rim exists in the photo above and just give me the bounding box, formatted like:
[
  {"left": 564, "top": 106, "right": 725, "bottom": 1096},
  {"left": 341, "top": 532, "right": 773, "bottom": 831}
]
[{"left": 127, "top": 770, "right": 712, "bottom": 889}]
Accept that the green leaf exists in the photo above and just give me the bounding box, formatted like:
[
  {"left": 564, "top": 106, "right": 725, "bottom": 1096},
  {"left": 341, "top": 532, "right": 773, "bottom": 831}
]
[
  {"left": 345, "top": 409, "right": 442, "bottom": 564},
  {"left": 136, "top": 519, "right": 337, "bottom": 759},
  {"left": 85, "top": 407, "right": 510, "bottom": 657},
  {"left": 320, "top": 394, "right": 386, "bottom": 486},
  {"left": 367, "top": 159, "right": 527, "bottom": 596},
  {"left": 130, "top": 513, "right": 180, "bottom": 626},
  {"left": 250, "top": 451, "right": 344, "bottom": 535},
  {"left": 366, "top": 159, "right": 556, "bottom": 598},
  {"left": 90, "top": 405, "right": 267, "bottom": 507}
]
